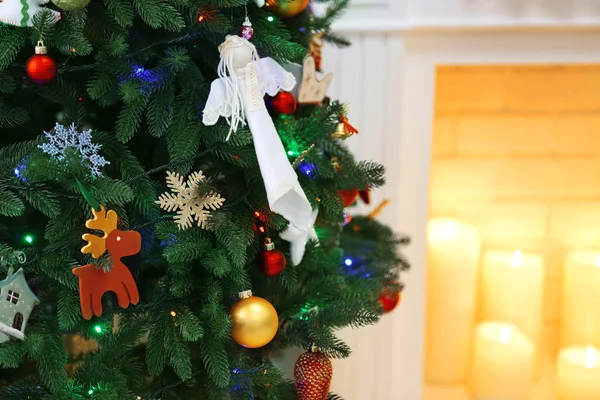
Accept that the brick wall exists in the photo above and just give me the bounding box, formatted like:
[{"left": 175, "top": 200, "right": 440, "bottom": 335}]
[{"left": 430, "top": 65, "right": 600, "bottom": 359}]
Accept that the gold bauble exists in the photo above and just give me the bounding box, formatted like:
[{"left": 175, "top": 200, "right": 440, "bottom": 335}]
[
  {"left": 52, "top": 0, "right": 91, "bottom": 11},
  {"left": 266, "top": 0, "right": 310, "bottom": 18},
  {"left": 231, "top": 291, "right": 279, "bottom": 348}
]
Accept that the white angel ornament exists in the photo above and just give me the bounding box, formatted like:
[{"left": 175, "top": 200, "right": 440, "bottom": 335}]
[{"left": 202, "top": 35, "right": 316, "bottom": 265}]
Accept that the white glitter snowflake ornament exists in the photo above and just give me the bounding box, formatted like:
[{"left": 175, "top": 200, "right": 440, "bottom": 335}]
[
  {"left": 156, "top": 171, "right": 225, "bottom": 230},
  {"left": 38, "top": 123, "right": 109, "bottom": 176}
]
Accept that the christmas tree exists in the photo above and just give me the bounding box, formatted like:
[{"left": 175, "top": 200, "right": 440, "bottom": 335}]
[{"left": 0, "top": 0, "right": 409, "bottom": 399}]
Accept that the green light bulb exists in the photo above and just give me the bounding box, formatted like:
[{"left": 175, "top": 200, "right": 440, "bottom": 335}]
[
  {"left": 24, "top": 235, "right": 33, "bottom": 244},
  {"left": 287, "top": 150, "right": 294, "bottom": 156},
  {"left": 94, "top": 325, "right": 102, "bottom": 334},
  {"left": 88, "top": 389, "right": 94, "bottom": 395},
  {"left": 267, "top": 16, "right": 274, "bottom": 22}
]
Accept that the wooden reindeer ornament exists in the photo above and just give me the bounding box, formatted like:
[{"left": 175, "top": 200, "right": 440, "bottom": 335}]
[{"left": 73, "top": 206, "right": 141, "bottom": 320}]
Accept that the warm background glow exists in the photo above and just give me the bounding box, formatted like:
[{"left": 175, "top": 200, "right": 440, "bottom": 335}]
[
  {"left": 431, "top": 63, "right": 600, "bottom": 359},
  {"left": 427, "top": 64, "right": 600, "bottom": 399}
]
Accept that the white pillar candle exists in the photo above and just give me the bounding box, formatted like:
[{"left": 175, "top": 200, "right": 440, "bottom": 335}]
[
  {"left": 481, "top": 250, "right": 544, "bottom": 372},
  {"left": 562, "top": 251, "right": 600, "bottom": 348},
  {"left": 469, "top": 322, "right": 534, "bottom": 400},
  {"left": 425, "top": 218, "right": 481, "bottom": 383},
  {"left": 556, "top": 346, "right": 600, "bottom": 400}
]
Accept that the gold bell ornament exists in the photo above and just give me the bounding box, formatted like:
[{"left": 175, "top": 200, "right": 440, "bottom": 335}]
[{"left": 331, "top": 114, "right": 359, "bottom": 140}]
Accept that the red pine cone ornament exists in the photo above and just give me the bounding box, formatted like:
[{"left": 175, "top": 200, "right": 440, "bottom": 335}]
[
  {"left": 26, "top": 41, "right": 57, "bottom": 85},
  {"left": 294, "top": 349, "right": 333, "bottom": 400},
  {"left": 268, "top": 91, "right": 297, "bottom": 115},
  {"left": 259, "top": 238, "right": 287, "bottom": 276}
]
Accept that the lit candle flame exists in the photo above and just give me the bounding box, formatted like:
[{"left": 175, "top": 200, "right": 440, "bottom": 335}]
[
  {"left": 500, "top": 326, "right": 511, "bottom": 344},
  {"left": 595, "top": 254, "right": 600, "bottom": 268},
  {"left": 586, "top": 346, "right": 597, "bottom": 368},
  {"left": 442, "top": 221, "right": 457, "bottom": 239},
  {"left": 510, "top": 250, "right": 523, "bottom": 268}
]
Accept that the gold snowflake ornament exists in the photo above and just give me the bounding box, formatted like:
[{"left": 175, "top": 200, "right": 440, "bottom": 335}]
[{"left": 156, "top": 171, "right": 225, "bottom": 230}]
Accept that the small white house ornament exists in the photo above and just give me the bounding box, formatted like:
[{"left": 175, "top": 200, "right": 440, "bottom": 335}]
[
  {"left": 0, "top": 0, "right": 60, "bottom": 27},
  {"left": 0, "top": 268, "right": 39, "bottom": 342}
]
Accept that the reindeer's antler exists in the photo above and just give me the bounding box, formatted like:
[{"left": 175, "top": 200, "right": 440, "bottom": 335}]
[{"left": 81, "top": 205, "right": 118, "bottom": 258}]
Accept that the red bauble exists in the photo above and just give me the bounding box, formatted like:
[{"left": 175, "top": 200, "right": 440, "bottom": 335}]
[
  {"left": 379, "top": 287, "right": 402, "bottom": 313},
  {"left": 26, "top": 42, "right": 57, "bottom": 85},
  {"left": 259, "top": 238, "right": 287, "bottom": 277},
  {"left": 294, "top": 350, "right": 333, "bottom": 400},
  {"left": 240, "top": 24, "right": 254, "bottom": 40},
  {"left": 240, "top": 17, "right": 254, "bottom": 40},
  {"left": 338, "top": 188, "right": 359, "bottom": 208},
  {"left": 268, "top": 91, "right": 297, "bottom": 115}
]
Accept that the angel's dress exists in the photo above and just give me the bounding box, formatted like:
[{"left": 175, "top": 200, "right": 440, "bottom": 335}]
[{"left": 203, "top": 57, "right": 313, "bottom": 261}]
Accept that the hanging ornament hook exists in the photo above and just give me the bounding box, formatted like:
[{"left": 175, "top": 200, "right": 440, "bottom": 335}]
[
  {"left": 15, "top": 251, "right": 26, "bottom": 264},
  {"left": 35, "top": 40, "right": 48, "bottom": 55},
  {"left": 76, "top": 179, "right": 101, "bottom": 212}
]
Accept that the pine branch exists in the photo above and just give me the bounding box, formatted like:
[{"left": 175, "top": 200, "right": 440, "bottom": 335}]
[{"left": 0, "top": 28, "right": 26, "bottom": 72}]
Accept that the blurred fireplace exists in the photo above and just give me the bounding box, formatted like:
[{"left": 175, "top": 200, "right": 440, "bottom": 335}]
[
  {"left": 425, "top": 64, "right": 600, "bottom": 400},
  {"left": 322, "top": 6, "right": 600, "bottom": 397}
]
